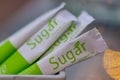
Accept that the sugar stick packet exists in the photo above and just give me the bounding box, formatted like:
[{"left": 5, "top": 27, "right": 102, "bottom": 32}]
[
  {"left": 0, "top": 10, "right": 76, "bottom": 74},
  {"left": 0, "top": 2, "right": 65, "bottom": 63},
  {"left": 19, "top": 28, "right": 108, "bottom": 75},
  {"left": 40, "top": 11, "right": 95, "bottom": 59}
]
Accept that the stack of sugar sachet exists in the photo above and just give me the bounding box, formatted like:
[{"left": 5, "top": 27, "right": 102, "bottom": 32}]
[{"left": 0, "top": 2, "right": 108, "bottom": 75}]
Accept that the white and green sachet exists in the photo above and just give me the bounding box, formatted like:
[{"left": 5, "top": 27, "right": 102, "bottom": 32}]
[
  {"left": 0, "top": 2, "right": 65, "bottom": 63},
  {"left": 0, "top": 10, "right": 76, "bottom": 74},
  {"left": 40, "top": 11, "right": 95, "bottom": 59},
  {"left": 19, "top": 28, "right": 108, "bottom": 75}
]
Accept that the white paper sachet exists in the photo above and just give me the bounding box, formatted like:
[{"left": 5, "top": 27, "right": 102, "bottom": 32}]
[
  {"left": 40, "top": 11, "right": 95, "bottom": 59},
  {"left": 0, "top": 9, "right": 76, "bottom": 74},
  {"left": 0, "top": 2, "right": 66, "bottom": 63},
  {"left": 19, "top": 28, "right": 108, "bottom": 75}
]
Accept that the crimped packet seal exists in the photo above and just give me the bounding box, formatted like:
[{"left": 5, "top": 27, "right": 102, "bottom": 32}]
[{"left": 84, "top": 28, "right": 108, "bottom": 56}]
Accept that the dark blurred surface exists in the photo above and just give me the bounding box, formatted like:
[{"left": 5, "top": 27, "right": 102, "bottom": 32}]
[
  {"left": 0, "top": 0, "right": 28, "bottom": 23},
  {"left": 0, "top": 0, "right": 119, "bottom": 80}
]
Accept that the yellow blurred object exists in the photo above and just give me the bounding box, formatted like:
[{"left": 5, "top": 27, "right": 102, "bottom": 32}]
[{"left": 104, "top": 49, "right": 120, "bottom": 80}]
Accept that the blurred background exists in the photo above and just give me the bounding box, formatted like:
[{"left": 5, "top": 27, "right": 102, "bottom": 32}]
[{"left": 0, "top": 0, "right": 120, "bottom": 80}]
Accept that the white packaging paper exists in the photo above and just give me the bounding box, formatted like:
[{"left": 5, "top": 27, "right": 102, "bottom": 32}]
[{"left": 37, "top": 28, "right": 108, "bottom": 75}]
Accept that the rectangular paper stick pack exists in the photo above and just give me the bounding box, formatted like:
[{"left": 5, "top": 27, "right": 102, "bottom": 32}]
[
  {"left": 0, "top": 2, "right": 66, "bottom": 64},
  {"left": 40, "top": 11, "right": 95, "bottom": 59},
  {"left": 0, "top": 10, "right": 76, "bottom": 74},
  {"left": 19, "top": 28, "right": 108, "bottom": 75}
]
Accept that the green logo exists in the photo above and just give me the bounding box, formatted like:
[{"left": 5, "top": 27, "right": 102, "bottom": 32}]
[
  {"left": 26, "top": 19, "right": 58, "bottom": 49},
  {"left": 49, "top": 41, "right": 86, "bottom": 70}
]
